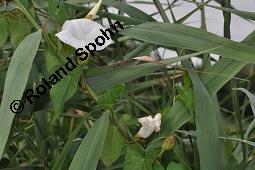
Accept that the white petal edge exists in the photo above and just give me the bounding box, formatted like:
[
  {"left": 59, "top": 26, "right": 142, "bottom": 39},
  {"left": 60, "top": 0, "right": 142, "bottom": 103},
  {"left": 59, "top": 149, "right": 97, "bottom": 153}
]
[{"left": 154, "top": 113, "right": 161, "bottom": 132}]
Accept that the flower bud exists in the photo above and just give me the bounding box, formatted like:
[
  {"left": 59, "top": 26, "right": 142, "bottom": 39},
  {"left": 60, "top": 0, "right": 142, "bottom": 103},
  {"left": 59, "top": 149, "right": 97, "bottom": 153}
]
[{"left": 162, "top": 135, "right": 175, "bottom": 151}]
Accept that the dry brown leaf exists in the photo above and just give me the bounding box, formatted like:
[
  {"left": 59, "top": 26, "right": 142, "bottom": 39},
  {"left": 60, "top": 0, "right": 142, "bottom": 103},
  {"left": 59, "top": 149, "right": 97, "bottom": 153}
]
[{"left": 132, "top": 56, "right": 157, "bottom": 63}]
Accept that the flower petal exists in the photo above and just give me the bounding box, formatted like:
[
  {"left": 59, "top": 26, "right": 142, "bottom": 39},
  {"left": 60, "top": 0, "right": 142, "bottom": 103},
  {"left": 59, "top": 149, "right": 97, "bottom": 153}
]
[
  {"left": 55, "top": 19, "right": 113, "bottom": 50},
  {"left": 137, "top": 115, "right": 156, "bottom": 138},
  {"left": 138, "top": 115, "right": 153, "bottom": 124},
  {"left": 137, "top": 121, "right": 155, "bottom": 138},
  {"left": 154, "top": 113, "right": 161, "bottom": 132}
]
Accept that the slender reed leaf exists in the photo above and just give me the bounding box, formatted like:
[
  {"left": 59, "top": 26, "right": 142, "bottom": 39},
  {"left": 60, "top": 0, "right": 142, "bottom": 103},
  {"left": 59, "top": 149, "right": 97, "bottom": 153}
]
[
  {"left": 0, "top": 30, "right": 42, "bottom": 159},
  {"left": 183, "top": 61, "right": 224, "bottom": 170},
  {"left": 53, "top": 122, "right": 83, "bottom": 170},
  {"left": 120, "top": 22, "right": 255, "bottom": 63},
  {"left": 69, "top": 111, "right": 110, "bottom": 170}
]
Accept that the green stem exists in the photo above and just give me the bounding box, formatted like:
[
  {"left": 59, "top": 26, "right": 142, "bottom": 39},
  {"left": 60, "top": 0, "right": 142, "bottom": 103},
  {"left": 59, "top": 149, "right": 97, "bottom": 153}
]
[
  {"left": 153, "top": 0, "right": 170, "bottom": 23},
  {"left": 103, "top": 6, "right": 123, "bottom": 60},
  {"left": 14, "top": 0, "right": 41, "bottom": 30},
  {"left": 231, "top": 79, "right": 247, "bottom": 162}
]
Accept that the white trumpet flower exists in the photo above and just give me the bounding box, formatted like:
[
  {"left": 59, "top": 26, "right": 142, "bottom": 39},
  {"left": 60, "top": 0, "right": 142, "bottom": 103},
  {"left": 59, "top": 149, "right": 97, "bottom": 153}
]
[
  {"left": 137, "top": 113, "right": 161, "bottom": 138},
  {"left": 55, "top": 19, "right": 113, "bottom": 50}
]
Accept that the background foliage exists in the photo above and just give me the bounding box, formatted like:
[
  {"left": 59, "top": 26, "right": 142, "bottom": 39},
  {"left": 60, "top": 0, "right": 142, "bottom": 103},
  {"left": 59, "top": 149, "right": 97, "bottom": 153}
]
[{"left": 0, "top": 0, "right": 255, "bottom": 169}]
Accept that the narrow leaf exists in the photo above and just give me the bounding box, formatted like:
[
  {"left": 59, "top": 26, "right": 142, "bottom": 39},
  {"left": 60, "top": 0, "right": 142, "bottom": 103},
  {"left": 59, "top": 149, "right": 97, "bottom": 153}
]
[
  {"left": 183, "top": 61, "right": 224, "bottom": 170},
  {"left": 69, "top": 112, "right": 110, "bottom": 170},
  {"left": 235, "top": 88, "right": 255, "bottom": 115},
  {"left": 101, "top": 123, "right": 125, "bottom": 167},
  {"left": 120, "top": 22, "right": 255, "bottom": 63},
  {"left": 53, "top": 122, "right": 83, "bottom": 170},
  {"left": 0, "top": 30, "right": 42, "bottom": 159}
]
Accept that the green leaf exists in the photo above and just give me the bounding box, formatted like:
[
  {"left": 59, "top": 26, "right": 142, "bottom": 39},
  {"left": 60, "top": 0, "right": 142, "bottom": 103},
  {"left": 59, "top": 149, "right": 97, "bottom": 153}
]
[
  {"left": 177, "top": 85, "right": 194, "bottom": 113},
  {"left": 63, "top": 1, "right": 146, "bottom": 25},
  {"left": 8, "top": 11, "right": 33, "bottom": 48},
  {"left": 124, "top": 144, "right": 152, "bottom": 170},
  {"left": 219, "top": 137, "right": 255, "bottom": 147},
  {"left": 55, "top": 3, "right": 69, "bottom": 25},
  {"left": 50, "top": 66, "right": 82, "bottom": 117},
  {"left": 14, "top": 0, "right": 41, "bottom": 30},
  {"left": 101, "top": 122, "right": 125, "bottom": 167},
  {"left": 69, "top": 111, "right": 110, "bottom": 170},
  {"left": 98, "top": 85, "right": 124, "bottom": 108},
  {"left": 246, "top": 159, "right": 255, "bottom": 170},
  {"left": 102, "top": 0, "right": 155, "bottom": 22},
  {"left": 53, "top": 122, "right": 83, "bottom": 170},
  {"left": 186, "top": 0, "right": 255, "bottom": 21},
  {"left": 0, "top": 30, "right": 42, "bottom": 159},
  {"left": 44, "top": 47, "right": 62, "bottom": 74},
  {"left": 86, "top": 50, "right": 210, "bottom": 94},
  {"left": 0, "top": 71, "right": 7, "bottom": 93},
  {"left": 167, "top": 162, "right": 185, "bottom": 170},
  {"left": 86, "top": 62, "right": 164, "bottom": 94},
  {"left": 202, "top": 30, "right": 255, "bottom": 96},
  {"left": 232, "top": 88, "right": 255, "bottom": 162},
  {"left": 153, "top": 162, "right": 164, "bottom": 170},
  {"left": 0, "top": 13, "right": 8, "bottom": 47},
  {"left": 243, "top": 31, "right": 255, "bottom": 48},
  {"left": 66, "top": 0, "right": 155, "bottom": 22},
  {"left": 235, "top": 88, "right": 255, "bottom": 115},
  {"left": 184, "top": 61, "right": 224, "bottom": 170},
  {"left": 120, "top": 22, "right": 255, "bottom": 63},
  {"left": 160, "top": 100, "right": 192, "bottom": 137},
  {"left": 34, "top": 111, "right": 49, "bottom": 159},
  {"left": 202, "top": 58, "right": 245, "bottom": 95}
]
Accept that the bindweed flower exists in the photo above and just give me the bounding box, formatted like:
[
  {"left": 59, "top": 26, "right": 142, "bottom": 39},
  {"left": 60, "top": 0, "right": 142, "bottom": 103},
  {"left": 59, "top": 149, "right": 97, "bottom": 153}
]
[
  {"left": 55, "top": 19, "right": 113, "bottom": 50},
  {"left": 137, "top": 113, "right": 161, "bottom": 138},
  {"left": 55, "top": 0, "right": 113, "bottom": 52}
]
